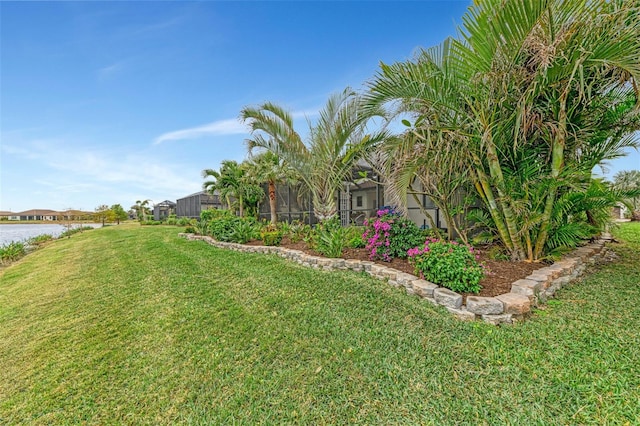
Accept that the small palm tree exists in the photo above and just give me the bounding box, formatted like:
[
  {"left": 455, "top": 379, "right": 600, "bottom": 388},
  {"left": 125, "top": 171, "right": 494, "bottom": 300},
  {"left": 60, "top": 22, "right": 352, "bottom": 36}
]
[
  {"left": 241, "top": 88, "right": 387, "bottom": 222},
  {"left": 243, "top": 151, "right": 294, "bottom": 224},
  {"left": 202, "top": 160, "right": 245, "bottom": 216},
  {"left": 613, "top": 170, "right": 640, "bottom": 216},
  {"left": 133, "top": 199, "right": 150, "bottom": 221}
]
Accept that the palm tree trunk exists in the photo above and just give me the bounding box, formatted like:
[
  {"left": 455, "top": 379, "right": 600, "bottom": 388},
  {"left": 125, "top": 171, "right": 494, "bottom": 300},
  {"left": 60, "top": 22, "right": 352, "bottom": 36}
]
[
  {"left": 473, "top": 168, "right": 515, "bottom": 253},
  {"left": 314, "top": 194, "right": 337, "bottom": 222},
  {"left": 484, "top": 141, "right": 526, "bottom": 260},
  {"left": 268, "top": 180, "right": 278, "bottom": 224},
  {"left": 534, "top": 99, "right": 567, "bottom": 259}
]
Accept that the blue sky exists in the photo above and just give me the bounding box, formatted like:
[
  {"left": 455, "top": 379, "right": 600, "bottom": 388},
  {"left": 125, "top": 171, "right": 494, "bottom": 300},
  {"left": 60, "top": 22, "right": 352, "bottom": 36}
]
[{"left": 1, "top": 1, "right": 638, "bottom": 213}]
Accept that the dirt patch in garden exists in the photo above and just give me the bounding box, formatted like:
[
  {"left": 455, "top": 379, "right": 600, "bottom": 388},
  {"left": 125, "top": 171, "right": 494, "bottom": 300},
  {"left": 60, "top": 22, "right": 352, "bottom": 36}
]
[{"left": 245, "top": 237, "right": 547, "bottom": 298}]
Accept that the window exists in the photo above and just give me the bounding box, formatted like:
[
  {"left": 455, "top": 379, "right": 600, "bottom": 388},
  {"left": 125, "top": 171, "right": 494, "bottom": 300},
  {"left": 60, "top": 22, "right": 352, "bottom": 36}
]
[{"left": 356, "top": 196, "right": 363, "bottom": 207}]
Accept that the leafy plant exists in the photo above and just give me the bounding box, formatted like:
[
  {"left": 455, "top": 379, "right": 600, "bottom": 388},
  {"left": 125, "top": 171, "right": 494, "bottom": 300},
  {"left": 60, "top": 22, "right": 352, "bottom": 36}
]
[
  {"left": 230, "top": 219, "right": 259, "bottom": 244},
  {"left": 27, "top": 234, "right": 54, "bottom": 246},
  {"left": 0, "top": 241, "right": 26, "bottom": 264},
  {"left": 287, "top": 220, "right": 312, "bottom": 243},
  {"left": 59, "top": 226, "right": 94, "bottom": 238},
  {"left": 312, "top": 217, "right": 348, "bottom": 258},
  {"left": 208, "top": 214, "right": 258, "bottom": 244},
  {"left": 260, "top": 230, "right": 283, "bottom": 246},
  {"left": 408, "top": 239, "right": 484, "bottom": 293},
  {"left": 184, "top": 226, "right": 197, "bottom": 234},
  {"left": 193, "top": 220, "right": 209, "bottom": 236},
  {"left": 486, "top": 245, "right": 510, "bottom": 261},
  {"left": 345, "top": 226, "right": 366, "bottom": 248},
  {"left": 363, "top": 208, "right": 424, "bottom": 261}
]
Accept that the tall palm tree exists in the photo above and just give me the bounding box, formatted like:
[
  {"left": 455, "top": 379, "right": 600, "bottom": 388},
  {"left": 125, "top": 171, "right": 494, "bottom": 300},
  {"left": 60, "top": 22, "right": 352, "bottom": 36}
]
[
  {"left": 366, "top": 0, "right": 640, "bottom": 260},
  {"left": 242, "top": 151, "right": 294, "bottom": 224},
  {"left": 240, "top": 88, "right": 387, "bottom": 222}
]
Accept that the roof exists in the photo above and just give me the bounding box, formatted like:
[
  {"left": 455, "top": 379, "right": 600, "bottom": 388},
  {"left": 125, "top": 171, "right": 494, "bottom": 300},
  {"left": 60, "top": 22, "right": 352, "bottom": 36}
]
[
  {"left": 177, "top": 190, "right": 219, "bottom": 201},
  {"left": 0, "top": 211, "right": 16, "bottom": 216},
  {"left": 13, "top": 209, "right": 61, "bottom": 216},
  {"left": 155, "top": 200, "right": 177, "bottom": 207}
]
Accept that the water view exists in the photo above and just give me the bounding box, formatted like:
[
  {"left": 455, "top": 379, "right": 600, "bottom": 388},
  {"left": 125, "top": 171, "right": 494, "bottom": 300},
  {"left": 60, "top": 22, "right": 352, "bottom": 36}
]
[{"left": 0, "top": 224, "right": 102, "bottom": 245}]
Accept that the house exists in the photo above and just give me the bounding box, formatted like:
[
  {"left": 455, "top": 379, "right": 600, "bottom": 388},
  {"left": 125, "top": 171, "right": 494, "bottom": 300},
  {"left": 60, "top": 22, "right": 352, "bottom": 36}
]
[
  {"left": 13, "top": 209, "right": 61, "bottom": 221},
  {"left": 0, "top": 211, "right": 16, "bottom": 221},
  {"left": 176, "top": 191, "right": 224, "bottom": 219},
  {"left": 153, "top": 200, "right": 177, "bottom": 221},
  {"left": 252, "top": 173, "right": 450, "bottom": 231}
]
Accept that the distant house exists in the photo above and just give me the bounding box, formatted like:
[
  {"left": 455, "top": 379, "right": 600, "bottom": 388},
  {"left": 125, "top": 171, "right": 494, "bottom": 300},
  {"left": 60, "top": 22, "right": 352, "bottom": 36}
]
[
  {"left": 176, "top": 191, "right": 224, "bottom": 219},
  {"left": 14, "top": 209, "right": 61, "bottom": 221},
  {"left": 153, "top": 200, "right": 177, "bottom": 221},
  {"left": 0, "top": 211, "right": 16, "bottom": 220}
]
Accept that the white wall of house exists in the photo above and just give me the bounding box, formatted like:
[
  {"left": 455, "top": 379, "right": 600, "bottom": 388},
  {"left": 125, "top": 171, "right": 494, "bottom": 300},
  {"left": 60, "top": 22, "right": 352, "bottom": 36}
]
[{"left": 405, "top": 183, "right": 449, "bottom": 231}]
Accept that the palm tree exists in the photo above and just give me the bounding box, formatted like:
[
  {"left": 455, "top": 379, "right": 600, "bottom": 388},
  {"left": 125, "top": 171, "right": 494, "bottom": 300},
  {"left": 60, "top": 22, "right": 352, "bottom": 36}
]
[
  {"left": 133, "top": 199, "right": 151, "bottom": 222},
  {"left": 202, "top": 160, "right": 245, "bottom": 216},
  {"left": 242, "top": 151, "right": 294, "bottom": 224},
  {"left": 366, "top": 0, "right": 640, "bottom": 260},
  {"left": 240, "top": 88, "right": 387, "bottom": 222},
  {"left": 613, "top": 170, "right": 640, "bottom": 219}
]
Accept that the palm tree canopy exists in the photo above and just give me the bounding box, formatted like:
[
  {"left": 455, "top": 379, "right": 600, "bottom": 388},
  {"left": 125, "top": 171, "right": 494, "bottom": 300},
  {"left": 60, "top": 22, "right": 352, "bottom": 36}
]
[
  {"left": 365, "top": 0, "right": 640, "bottom": 260},
  {"left": 241, "top": 88, "right": 389, "bottom": 220}
]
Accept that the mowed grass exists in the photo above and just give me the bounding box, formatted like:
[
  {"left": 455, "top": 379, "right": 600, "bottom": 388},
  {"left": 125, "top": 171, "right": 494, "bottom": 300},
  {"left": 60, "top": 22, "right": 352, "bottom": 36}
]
[{"left": 1, "top": 223, "right": 639, "bottom": 424}]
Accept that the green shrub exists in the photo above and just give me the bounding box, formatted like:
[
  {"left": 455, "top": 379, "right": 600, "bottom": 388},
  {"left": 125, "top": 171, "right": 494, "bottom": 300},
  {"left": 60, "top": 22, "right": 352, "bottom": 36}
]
[
  {"left": 230, "top": 219, "right": 259, "bottom": 244},
  {"left": 142, "top": 220, "right": 162, "bottom": 225},
  {"left": 345, "top": 226, "right": 365, "bottom": 248},
  {"left": 260, "top": 230, "right": 283, "bottom": 246},
  {"left": 287, "top": 220, "right": 312, "bottom": 243},
  {"left": 200, "top": 208, "right": 229, "bottom": 223},
  {"left": 0, "top": 241, "right": 26, "bottom": 264},
  {"left": 312, "top": 218, "right": 348, "bottom": 258},
  {"left": 60, "top": 226, "right": 94, "bottom": 238},
  {"left": 184, "top": 226, "right": 197, "bottom": 234},
  {"left": 208, "top": 215, "right": 258, "bottom": 244},
  {"left": 177, "top": 218, "right": 191, "bottom": 226},
  {"left": 408, "top": 239, "right": 484, "bottom": 293},
  {"left": 194, "top": 220, "right": 209, "bottom": 235},
  {"left": 27, "top": 234, "right": 54, "bottom": 246}
]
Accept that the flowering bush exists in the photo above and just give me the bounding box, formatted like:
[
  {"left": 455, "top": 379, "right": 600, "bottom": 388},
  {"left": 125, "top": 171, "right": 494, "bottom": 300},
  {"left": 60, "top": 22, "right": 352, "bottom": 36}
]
[
  {"left": 363, "top": 208, "right": 424, "bottom": 261},
  {"left": 408, "top": 239, "right": 484, "bottom": 293}
]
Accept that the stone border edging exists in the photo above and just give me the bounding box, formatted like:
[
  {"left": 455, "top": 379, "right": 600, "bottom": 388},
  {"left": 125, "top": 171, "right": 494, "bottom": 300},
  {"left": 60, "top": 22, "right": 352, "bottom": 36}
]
[{"left": 179, "top": 233, "right": 608, "bottom": 325}]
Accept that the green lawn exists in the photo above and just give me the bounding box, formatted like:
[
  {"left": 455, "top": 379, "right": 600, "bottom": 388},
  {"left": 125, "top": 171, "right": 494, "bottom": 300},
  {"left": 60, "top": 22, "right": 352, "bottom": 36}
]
[{"left": 1, "top": 223, "right": 639, "bottom": 424}]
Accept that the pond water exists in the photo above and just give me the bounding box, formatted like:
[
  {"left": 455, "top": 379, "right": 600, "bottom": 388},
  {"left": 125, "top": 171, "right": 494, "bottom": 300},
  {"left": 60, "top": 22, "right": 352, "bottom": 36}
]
[{"left": 0, "top": 223, "right": 102, "bottom": 245}]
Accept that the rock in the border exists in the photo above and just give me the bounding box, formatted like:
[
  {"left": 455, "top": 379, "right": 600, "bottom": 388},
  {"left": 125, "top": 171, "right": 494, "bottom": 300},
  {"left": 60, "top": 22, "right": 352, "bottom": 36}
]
[
  {"left": 434, "top": 288, "right": 463, "bottom": 309},
  {"left": 495, "top": 293, "right": 531, "bottom": 315},
  {"left": 412, "top": 280, "right": 438, "bottom": 298},
  {"left": 466, "top": 296, "right": 504, "bottom": 315}
]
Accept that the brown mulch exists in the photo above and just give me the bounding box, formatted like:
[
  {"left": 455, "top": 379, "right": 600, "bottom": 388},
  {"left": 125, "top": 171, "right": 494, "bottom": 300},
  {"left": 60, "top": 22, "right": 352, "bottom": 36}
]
[{"left": 245, "top": 237, "right": 547, "bottom": 298}]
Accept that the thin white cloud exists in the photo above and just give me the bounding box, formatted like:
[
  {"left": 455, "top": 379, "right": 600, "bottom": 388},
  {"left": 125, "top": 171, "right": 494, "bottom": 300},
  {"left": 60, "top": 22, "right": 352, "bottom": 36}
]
[
  {"left": 153, "top": 119, "right": 248, "bottom": 145},
  {"left": 5, "top": 139, "right": 202, "bottom": 203},
  {"left": 153, "top": 109, "right": 320, "bottom": 145},
  {"left": 97, "top": 62, "right": 124, "bottom": 81}
]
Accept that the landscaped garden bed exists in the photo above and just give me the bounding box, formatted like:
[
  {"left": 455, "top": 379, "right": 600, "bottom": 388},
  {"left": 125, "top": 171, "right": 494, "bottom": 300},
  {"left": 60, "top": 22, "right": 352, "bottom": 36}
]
[
  {"left": 181, "top": 231, "right": 609, "bottom": 324},
  {"left": 246, "top": 236, "right": 543, "bottom": 299}
]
